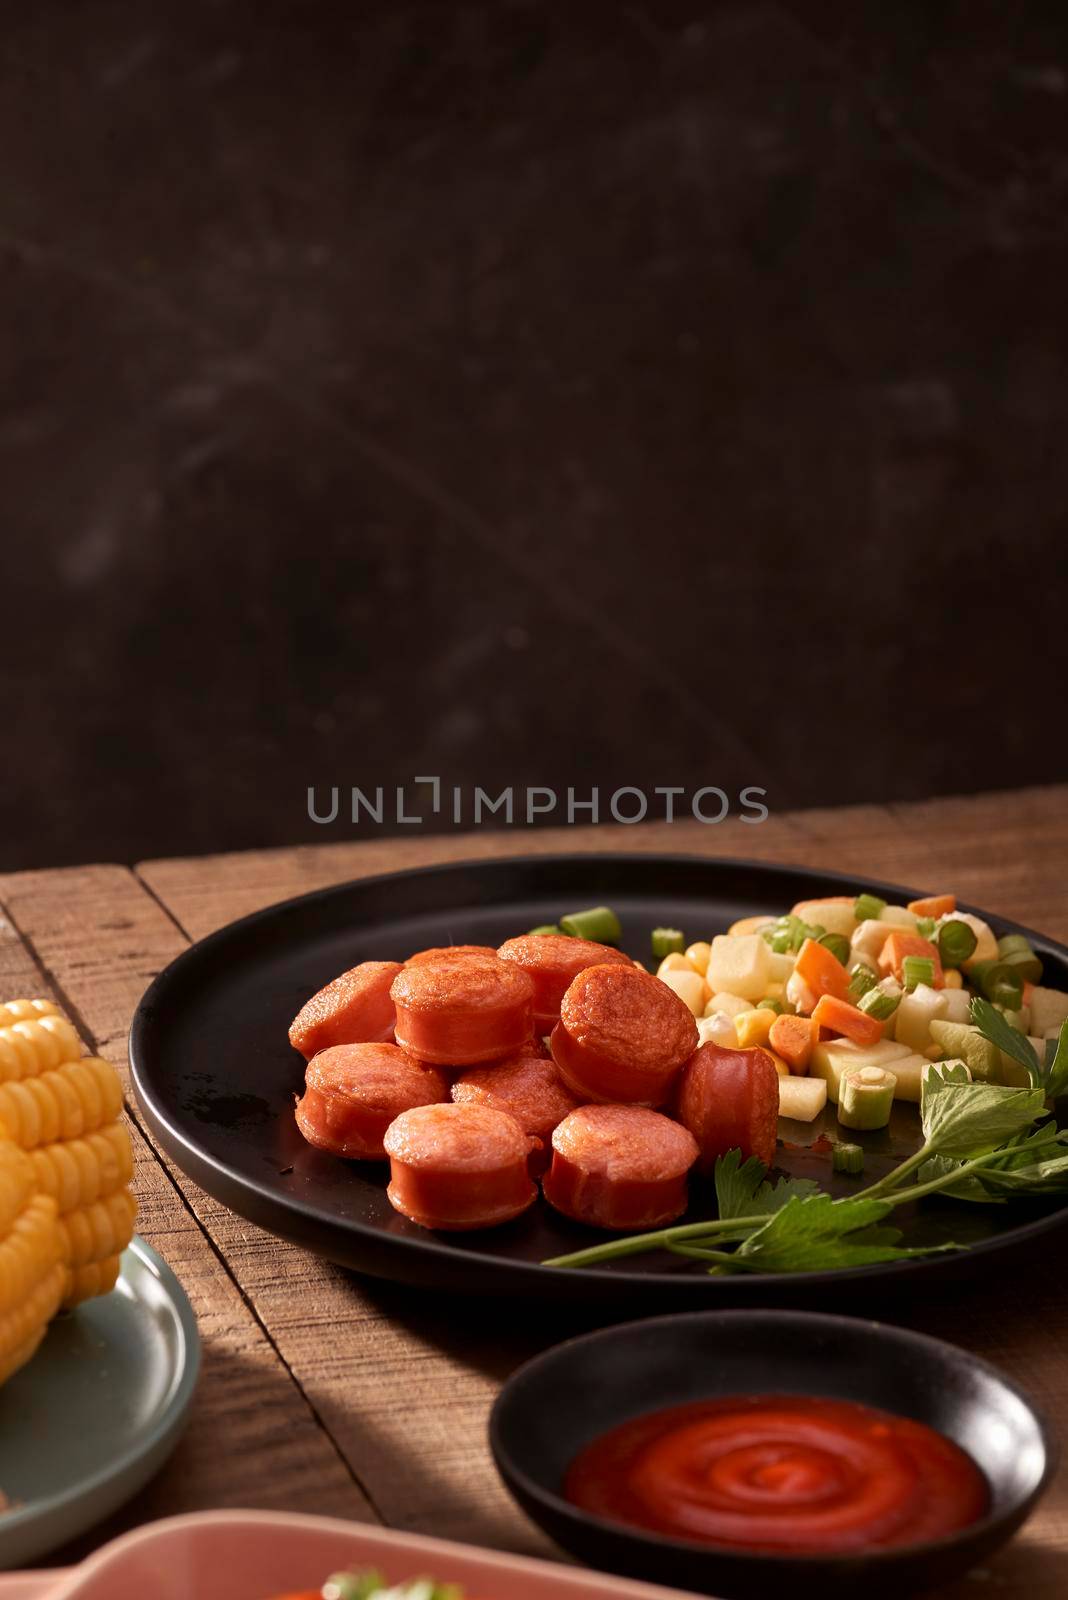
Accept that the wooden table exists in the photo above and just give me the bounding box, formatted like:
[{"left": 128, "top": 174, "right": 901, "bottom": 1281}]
[{"left": 4, "top": 786, "right": 1068, "bottom": 1595}]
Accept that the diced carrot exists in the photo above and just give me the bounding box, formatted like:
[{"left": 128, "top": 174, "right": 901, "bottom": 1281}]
[
  {"left": 812, "top": 994, "right": 885, "bottom": 1048},
  {"left": 769, "top": 1012, "right": 818, "bottom": 1074},
  {"left": 794, "top": 938, "right": 850, "bottom": 1007},
  {"left": 878, "top": 931, "right": 944, "bottom": 987},
  {"left": 907, "top": 893, "right": 957, "bottom": 918}
]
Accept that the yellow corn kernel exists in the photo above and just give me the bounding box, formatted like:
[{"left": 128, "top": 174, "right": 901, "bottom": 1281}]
[
  {"left": 59, "top": 1188, "right": 137, "bottom": 1270},
  {"left": 943, "top": 969, "right": 963, "bottom": 989},
  {"left": 31, "top": 1123, "right": 133, "bottom": 1214},
  {"left": 0, "top": 1000, "right": 59, "bottom": 1028},
  {"left": 0, "top": 1193, "right": 63, "bottom": 1316},
  {"left": 735, "top": 1009, "right": 776, "bottom": 1049},
  {"left": 765, "top": 1048, "right": 790, "bottom": 1078},
  {"left": 657, "top": 952, "right": 694, "bottom": 977},
  {"left": 0, "top": 1258, "right": 65, "bottom": 1365},
  {"left": 0, "top": 1141, "right": 38, "bottom": 1236},
  {"left": 0, "top": 1058, "right": 123, "bottom": 1150},
  {"left": 0, "top": 1016, "right": 82, "bottom": 1084},
  {"left": 684, "top": 941, "right": 711, "bottom": 976},
  {"left": 729, "top": 915, "right": 774, "bottom": 937},
  {"left": 63, "top": 1253, "right": 121, "bottom": 1309}
]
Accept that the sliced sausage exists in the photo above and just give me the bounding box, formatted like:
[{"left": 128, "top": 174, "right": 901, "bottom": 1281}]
[
  {"left": 390, "top": 956, "right": 534, "bottom": 1068},
  {"left": 542, "top": 1105, "right": 698, "bottom": 1231},
  {"left": 383, "top": 1102, "right": 537, "bottom": 1230},
  {"left": 405, "top": 943, "right": 498, "bottom": 966},
  {"left": 675, "top": 1042, "right": 780, "bottom": 1171},
  {"left": 288, "top": 960, "right": 402, "bottom": 1060},
  {"left": 451, "top": 1048, "right": 581, "bottom": 1175},
  {"left": 497, "top": 934, "right": 634, "bottom": 1033},
  {"left": 294, "top": 1042, "right": 448, "bottom": 1160},
  {"left": 550, "top": 963, "right": 698, "bottom": 1106}
]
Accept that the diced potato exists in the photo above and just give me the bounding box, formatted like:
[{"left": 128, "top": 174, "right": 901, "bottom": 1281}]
[
  {"left": 706, "top": 935, "right": 772, "bottom": 1002},
  {"left": 765, "top": 981, "right": 785, "bottom": 1000},
  {"left": 880, "top": 905, "right": 919, "bottom": 929},
  {"left": 659, "top": 968, "right": 706, "bottom": 1017},
  {"left": 887, "top": 1053, "right": 936, "bottom": 1101},
  {"left": 849, "top": 948, "right": 878, "bottom": 973},
  {"left": 728, "top": 915, "right": 775, "bottom": 937},
  {"left": 894, "top": 985, "right": 948, "bottom": 1053},
  {"left": 707, "top": 991, "right": 752, "bottom": 1019},
  {"left": 1030, "top": 987, "right": 1068, "bottom": 1039},
  {"left": 810, "top": 1038, "right": 911, "bottom": 1104},
  {"left": 735, "top": 1009, "right": 775, "bottom": 1049},
  {"left": 684, "top": 942, "right": 711, "bottom": 976},
  {"left": 939, "top": 985, "right": 973, "bottom": 1025},
  {"left": 768, "top": 950, "right": 796, "bottom": 983},
  {"left": 697, "top": 1012, "right": 738, "bottom": 1049},
  {"left": 786, "top": 971, "right": 816, "bottom": 1015},
  {"left": 778, "top": 1076, "right": 828, "bottom": 1122},
  {"left": 851, "top": 920, "right": 891, "bottom": 962},
  {"left": 791, "top": 899, "right": 858, "bottom": 940}
]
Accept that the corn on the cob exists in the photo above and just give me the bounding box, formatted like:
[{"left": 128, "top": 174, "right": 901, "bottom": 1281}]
[
  {"left": 0, "top": 1000, "right": 59, "bottom": 1028},
  {"left": 0, "top": 1141, "right": 38, "bottom": 1235},
  {"left": 59, "top": 1188, "right": 137, "bottom": 1271},
  {"left": 63, "top": 1253, "right": 121, "bottom": 1309},
  {"left": 0, "top": 1016, "right": 82, "bottom": 1084},
  {"left": 0, "top": 1058, "right": 123, "bottom": 1150},
  {"left": 0, "top": 1257, "right": 65, "bottom": 1372},
  {"left": 0, "top": 1194, "right": 65, "bottom": 1313},
  {"left": 30, "top": 1123, "right": 134, "bottom": 1213}
]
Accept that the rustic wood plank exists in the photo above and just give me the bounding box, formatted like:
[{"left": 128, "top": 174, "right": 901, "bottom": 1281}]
[
  {"left": 4, "top": 788, "right": 1068, "bottom": 1590},
  {"left": 0, "top": 889, "right": 374, "bottom": 1549}
]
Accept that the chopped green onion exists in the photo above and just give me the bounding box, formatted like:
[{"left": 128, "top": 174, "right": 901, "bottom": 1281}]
[
  {"left": 818, "top": 932, "right": 850, "bottom": 966},
  {"left": 559, "top": 906, "right": 622, "bottom": 944},
  {"left": 854, "top": 893, "right": 887, "bottom": 922},
  {"left": 915, "top": 916, "right": 937, "bottom": 940},
  {"left": 991, "top": 978, "right": 1024, "bottom": 1011},
  {"left": 651, "top": 927, "right": 685, "bottom": 959},
  {"left": 971, "top": 959, "right": 1025, "bottom": 1007},
  {"left": 527, "top": 923, "right": 562, "bottom": 936},
  {"left": 902, "top": 955, "right": 935, "bottom": 992},
  {"left": 757, "top": 996, "right": 784, "bottom": 1014},
  {"left": 847, "top": 964, "right": 877, "bottom": 1001},
  {"left": 832, "top": 1142, "right": 865, "bottom": 1176},
  {"left": 858, "top": 987, "right": 901, "bottom": 1021},
  {"left": 761, "top": 914, "right": 819, "bottom": 954},
  {"left": 997, "top": 934, "right": 1033, "bottom": 959},
  {"left": 938, "top": 919, "right": 977, "bottom": 968},
  {"left": 998, "top": 944, "right": 1043, "bottom": 984}
]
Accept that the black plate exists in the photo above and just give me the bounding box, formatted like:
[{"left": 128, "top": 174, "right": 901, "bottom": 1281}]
[
  {"left": 130, "top": 853, "right": 1068, "bottom": 1306},
  {"left": 489, "top": 1309, "right": 1057, "bottom": 1597}
]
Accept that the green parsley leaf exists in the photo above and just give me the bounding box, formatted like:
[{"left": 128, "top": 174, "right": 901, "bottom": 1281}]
[
  {"left": 913, "top": 1154, "right": 1006, "bottom": 1203},
  {"left": 970, "top": 997, "right": 1042, "bottom": 1088},
  {"left": 1045, "top": 1018, "right": 1068, "bottom": 1100},
  {"left": 920, "top": 1075, "right": 1047, "bottom": 1158},
  {"left": 725, "top": 1193, "right": 956, "bottom": 1273},
  {"left": 714, "top": 1149, "right": 821, "bottom": 1222}
]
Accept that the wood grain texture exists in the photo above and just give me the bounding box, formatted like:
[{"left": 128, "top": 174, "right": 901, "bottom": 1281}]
[
  {"left": 0, "top": 882, "right": 374, "bottom": 1554},
  {"left": 2, "top": 788, "right": 1068, "bottom": 1590}
]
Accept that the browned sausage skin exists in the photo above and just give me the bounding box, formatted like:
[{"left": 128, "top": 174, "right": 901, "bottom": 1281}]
[
  {"left": 288, "top": 960, "right": 402, "bottom": 1059},
  {"left": 542, "top": 1105, "right": 698, "bottom": 1230},
  {"left": 295, "top": 1042, "right": 449, "bottom": 1160},
  {"left": 451, "top": 1048, "right": 581, "bottom": 1175},
  {"left": 383, "top": 1102, "right": 537, "bottom": 1230},
  {"left": 496, "top": 934, "right": 633, "bottom": 1034},
  {"left": 550, "top": 963, "right": 697, "bottom": 1106},
  {"left": 390, "top": 956, "right": 535, "bottom": 1068}
]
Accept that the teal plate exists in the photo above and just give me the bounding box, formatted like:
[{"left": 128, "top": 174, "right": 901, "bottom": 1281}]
[{"left": 0, "top": 1238, "right": 200, "bottom": 1569}]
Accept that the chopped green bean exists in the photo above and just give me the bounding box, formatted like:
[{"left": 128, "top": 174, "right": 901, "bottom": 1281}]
[
  {"left": 559, "top": 906, "right": 622, "bottom": 944},
  {"left": 757, "top": 997, "right": 784, "bottom": 1014},
  {"left": 832, "top": 1142, "right": 865, "bottom": 1176},
  {"left": 847, "top": 964, "right": 877, "bottom": 1001},
  {"left": 858, "top": 987, "right": 900, "bottom": 1021},
  {"left": 527, "top": 923, "right": 562, "bottom": 936},
  {"left": 651, "top": 927, "right": 686, "bottom": 959},
  {"left": 903, "top": 955, "right": 935, "bottom": 992},
  {"left": 854, "top": 893, "right": 887, "bottom": 922}
]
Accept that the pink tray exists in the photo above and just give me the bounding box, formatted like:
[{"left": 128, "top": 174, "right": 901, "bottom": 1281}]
[{"left": 7, "top": 1512, "right": 701, "bottom": 1599}]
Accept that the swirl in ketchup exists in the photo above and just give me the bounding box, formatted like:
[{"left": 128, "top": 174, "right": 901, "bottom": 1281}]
[{"left": 565, "top": 1395, "right": 989, "bottom": 1554}]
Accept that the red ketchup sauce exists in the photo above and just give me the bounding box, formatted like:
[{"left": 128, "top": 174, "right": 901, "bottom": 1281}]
[{"left": 565, "top": 1395, "right": 989, "bottom": 1554}]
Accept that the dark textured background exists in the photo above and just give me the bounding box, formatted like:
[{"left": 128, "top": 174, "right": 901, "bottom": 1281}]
[{"left": 2, "top": 1, "right": 1066, "bottom": 870}]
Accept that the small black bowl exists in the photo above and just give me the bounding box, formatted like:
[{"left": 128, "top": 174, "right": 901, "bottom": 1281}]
[{"left": 489, "top": 1310, "right": 1056, "bottom": 1598}]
